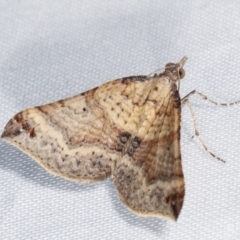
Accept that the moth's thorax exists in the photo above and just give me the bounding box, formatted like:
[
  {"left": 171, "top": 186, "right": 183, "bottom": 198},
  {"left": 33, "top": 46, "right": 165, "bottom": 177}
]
[
  {"left": 163, "top": 69, "right": 180, "bottom": 81},
  {"left": 148, "top": 75, "right": 178, "bottom": 99}
]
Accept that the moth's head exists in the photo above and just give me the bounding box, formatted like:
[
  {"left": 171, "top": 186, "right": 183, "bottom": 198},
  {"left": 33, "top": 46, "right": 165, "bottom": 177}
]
[{"left": 164, "top": 56, "right": 188, "bottom": 82}]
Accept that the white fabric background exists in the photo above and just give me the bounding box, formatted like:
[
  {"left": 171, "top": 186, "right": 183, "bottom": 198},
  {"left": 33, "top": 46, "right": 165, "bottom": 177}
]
[{"left": 0, "top": 1, "right": 240, "bottom": 239}]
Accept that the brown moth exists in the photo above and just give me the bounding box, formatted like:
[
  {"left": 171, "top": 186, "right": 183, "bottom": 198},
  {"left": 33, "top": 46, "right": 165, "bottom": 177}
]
[{"left": 1, "top": 57, "right": 187, "bottom": 221}]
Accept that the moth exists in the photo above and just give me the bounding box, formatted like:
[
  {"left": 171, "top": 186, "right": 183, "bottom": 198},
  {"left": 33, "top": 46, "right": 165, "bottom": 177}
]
[{"left": 1, "top": 57, "right": 187, "bottom": 221}]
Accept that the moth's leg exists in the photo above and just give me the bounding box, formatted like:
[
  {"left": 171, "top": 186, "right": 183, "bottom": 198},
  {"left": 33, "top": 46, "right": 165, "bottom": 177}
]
[
  {"left": 181, "top": 98, "right": 225, "bottom": 163},
  {"left": 181, "top": 90, "right": 240, "bottom": 106}
]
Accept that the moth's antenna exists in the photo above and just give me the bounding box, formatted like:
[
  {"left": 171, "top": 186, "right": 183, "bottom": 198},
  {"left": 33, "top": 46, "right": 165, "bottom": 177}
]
[
  {"left": 182, "top": 90, "right": 240, "bottom": 107},
  {"left": 147, "top": 67, "right": 165, "bottom": 77},
  {"left": 181, "top": 89, "right": 240, "bottom": 162},
  {"left": 177, "top": 78, "right": 181, "bottom": 91},
  {"left": 148, "top": 56, "right": 188, "bottom": 80},
  {"left": 181, "top": 98, "right": 226, "bottom": 163}
]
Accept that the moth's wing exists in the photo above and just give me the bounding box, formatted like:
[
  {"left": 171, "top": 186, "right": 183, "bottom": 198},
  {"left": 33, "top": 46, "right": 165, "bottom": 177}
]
[
  {"left": 113, "top": 76, "right": 185, "bottom": 221},
  {"left": 1, "top": 76, "right": 148, "bottom": 181},
  {"left": 2, "top": 74, "right": 184, "bottom": 219}
]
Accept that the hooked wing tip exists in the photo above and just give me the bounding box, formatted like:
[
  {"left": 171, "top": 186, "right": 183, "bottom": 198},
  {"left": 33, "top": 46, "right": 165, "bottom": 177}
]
[
  {"left": 1, "top": 118, "right": 21, "bottom": 139},
  {"left": 1, "top": 111, "right": 28, "bottom": 139}
]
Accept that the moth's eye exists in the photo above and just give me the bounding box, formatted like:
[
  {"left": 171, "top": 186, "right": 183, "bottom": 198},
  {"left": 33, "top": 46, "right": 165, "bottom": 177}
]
[
  {"left": 179, "top": 68, "right": 185, "bottom": 79},
  {"left": 165, "top": 62, "right": 174, "bottom": 68}
]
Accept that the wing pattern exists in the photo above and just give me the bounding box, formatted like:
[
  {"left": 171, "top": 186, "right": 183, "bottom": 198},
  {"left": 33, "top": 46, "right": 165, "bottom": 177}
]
[{"left": 2, "top": 57, "right": 187, "bottom": 220}]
